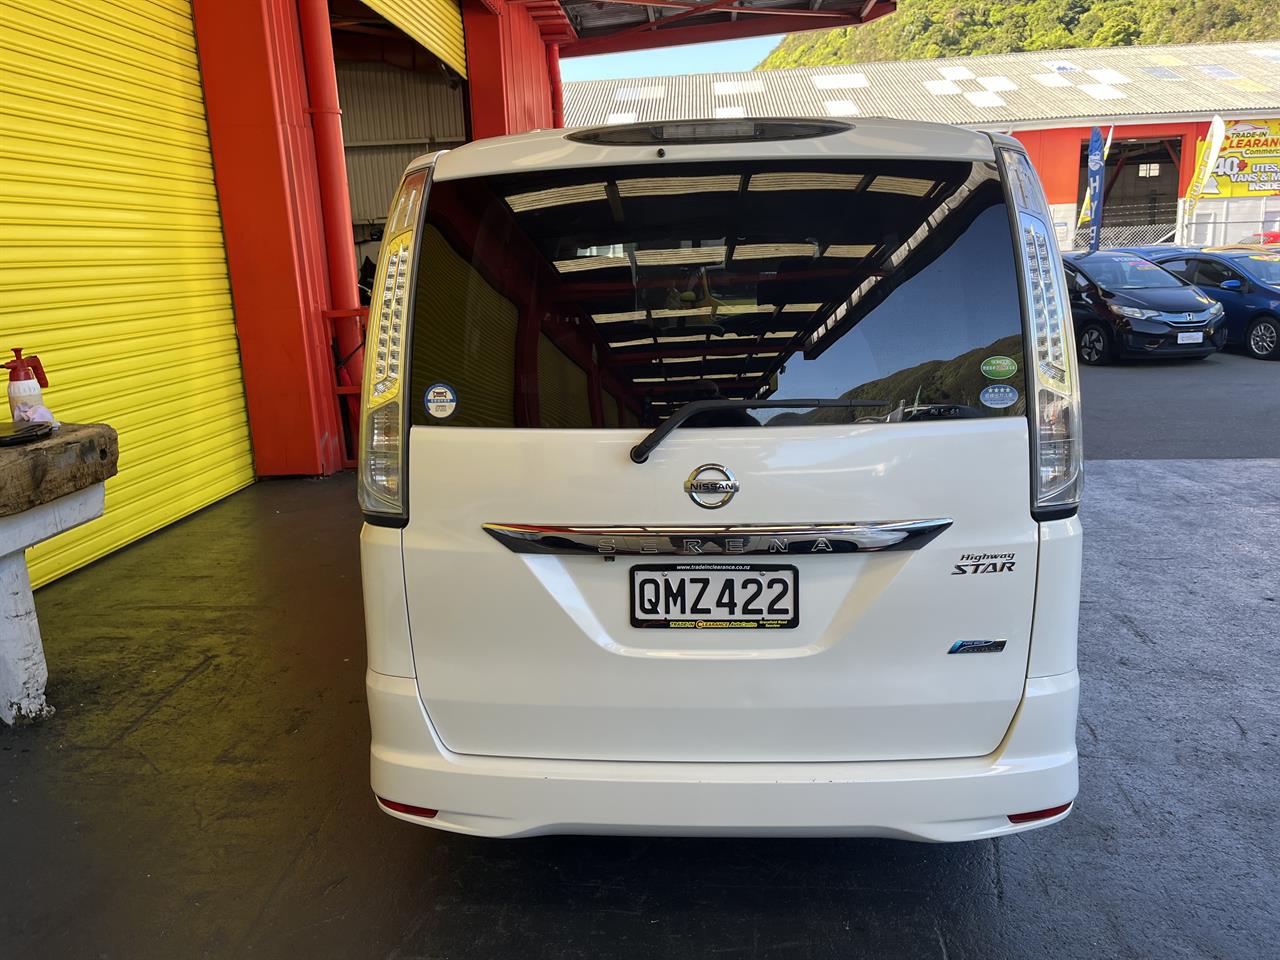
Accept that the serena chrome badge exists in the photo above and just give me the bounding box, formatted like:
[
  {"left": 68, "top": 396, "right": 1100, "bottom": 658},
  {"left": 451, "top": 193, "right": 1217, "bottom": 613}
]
[{"left": 481, "top": 519, "right": 953, "bottom": 556}]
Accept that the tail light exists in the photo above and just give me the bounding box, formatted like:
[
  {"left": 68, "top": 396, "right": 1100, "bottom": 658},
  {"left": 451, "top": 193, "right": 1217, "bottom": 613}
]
[
  {"left": 1000, "top": 148, "right": 1083, "bottom": 520},
  {"left": 358, "top": 167, "right": 429, "bottom": 523}
]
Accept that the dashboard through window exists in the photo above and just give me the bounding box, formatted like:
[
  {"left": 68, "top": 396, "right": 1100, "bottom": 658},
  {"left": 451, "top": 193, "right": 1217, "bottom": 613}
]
[{"left": 1073, "top": 254, "right": 1183, "bottom": 290}]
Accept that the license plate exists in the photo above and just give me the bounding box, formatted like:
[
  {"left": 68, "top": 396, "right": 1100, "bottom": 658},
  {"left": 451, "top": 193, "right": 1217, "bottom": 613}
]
[
  {"left": 630, "top": 564, "right": 799, "bottom": 629},
  {"left": 1178, "top": 331, "right": 1204, "bottom": 344}
]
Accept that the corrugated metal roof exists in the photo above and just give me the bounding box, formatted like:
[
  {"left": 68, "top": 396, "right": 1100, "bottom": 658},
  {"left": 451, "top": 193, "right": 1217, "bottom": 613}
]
[{"left": 565, "top": 42, "right": 1280, "bottom": 129}]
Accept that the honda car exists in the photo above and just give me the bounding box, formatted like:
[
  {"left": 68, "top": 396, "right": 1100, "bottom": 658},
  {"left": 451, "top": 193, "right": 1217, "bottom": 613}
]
[
  {"left": 358, "top": 119, "right": 1082, "bottom": 840},
  {"left": 1146, "top": 248, "right": 1280, "bottom": 360},
  {"left": 1062, "top": 251, "right": 1224, "bottom": 364}
]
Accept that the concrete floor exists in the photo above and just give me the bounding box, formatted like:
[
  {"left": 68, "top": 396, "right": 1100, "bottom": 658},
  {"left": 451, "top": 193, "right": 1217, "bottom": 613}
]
[{"left": 3, "top": 356, "right": 1278, "bottom": 959}]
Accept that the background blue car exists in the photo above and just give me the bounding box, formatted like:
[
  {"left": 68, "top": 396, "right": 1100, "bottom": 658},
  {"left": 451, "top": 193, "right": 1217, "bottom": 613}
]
[{"left": 1118, "top": 246, "right": 1280, "bottom": 360}]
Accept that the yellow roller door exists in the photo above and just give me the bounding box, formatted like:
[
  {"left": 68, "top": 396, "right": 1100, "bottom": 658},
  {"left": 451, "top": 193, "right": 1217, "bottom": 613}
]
[
  {"left": 537, "top": 336, "right": 592, "bottom": 429},
  {"left": 360, "top": 0, "right": 466, "bottom": 78},
  {"left": 410, "top": 225, "right": 517, "bottom": 427},
  {"left": 0, "top": 0, "right": 253, "bottom": 587}
]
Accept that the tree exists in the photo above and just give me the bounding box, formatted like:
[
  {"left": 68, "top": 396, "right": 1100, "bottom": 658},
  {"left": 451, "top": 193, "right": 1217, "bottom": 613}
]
[{"left": 756, "top": 0, "right": 1280, "bottom": 69}]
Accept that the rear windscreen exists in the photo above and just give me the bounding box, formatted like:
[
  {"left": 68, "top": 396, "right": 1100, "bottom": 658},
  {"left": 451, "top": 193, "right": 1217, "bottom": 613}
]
[{"left": 408, "top": 159, "right": 1025, "bottom": 429}]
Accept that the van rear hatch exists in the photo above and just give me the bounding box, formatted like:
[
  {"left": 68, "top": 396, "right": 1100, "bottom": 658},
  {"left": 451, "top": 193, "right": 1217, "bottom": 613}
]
[{"left": 398, "top": 122, "right": 1038, "bottom": 763}]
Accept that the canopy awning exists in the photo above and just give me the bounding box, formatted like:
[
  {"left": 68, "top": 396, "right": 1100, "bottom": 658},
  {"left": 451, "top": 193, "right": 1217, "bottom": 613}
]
[{"left": 559, "top": 0, "right": 896, "bottom": 58}]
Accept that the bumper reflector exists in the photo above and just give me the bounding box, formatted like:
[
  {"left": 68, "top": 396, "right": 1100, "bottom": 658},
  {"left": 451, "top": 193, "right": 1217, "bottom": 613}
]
[
  {"left": 377, "top": 796, "right": 438, "bottom": 819},
  {"left": 1008, "top": 802, "right": 1072, "bottom": 824}
]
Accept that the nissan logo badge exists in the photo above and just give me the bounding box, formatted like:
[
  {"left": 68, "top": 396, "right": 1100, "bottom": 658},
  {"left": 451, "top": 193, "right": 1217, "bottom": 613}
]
[{"left": 684, "top": 464, "right": 738, "bottom": 509}]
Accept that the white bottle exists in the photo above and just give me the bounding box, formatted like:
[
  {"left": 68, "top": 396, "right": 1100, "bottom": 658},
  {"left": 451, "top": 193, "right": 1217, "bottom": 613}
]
[{"left": 4, "top": 347, "right": 56, "bottom": 425}]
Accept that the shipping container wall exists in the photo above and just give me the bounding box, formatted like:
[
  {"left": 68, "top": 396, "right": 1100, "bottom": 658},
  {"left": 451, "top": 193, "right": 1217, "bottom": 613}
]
[{"left": 0, "top": 0, "right": 254, "bottom": 586}]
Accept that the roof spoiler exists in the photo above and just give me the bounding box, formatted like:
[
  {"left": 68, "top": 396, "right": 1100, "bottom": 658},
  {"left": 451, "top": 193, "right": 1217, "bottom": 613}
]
[{"left": 566, "top": 118, "right": 852, "bottom": 147}]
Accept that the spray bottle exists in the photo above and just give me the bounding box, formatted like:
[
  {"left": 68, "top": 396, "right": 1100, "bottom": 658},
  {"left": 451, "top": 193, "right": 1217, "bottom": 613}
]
[{"left": 4, "top": 348, "right": 57, "bottom": 426}]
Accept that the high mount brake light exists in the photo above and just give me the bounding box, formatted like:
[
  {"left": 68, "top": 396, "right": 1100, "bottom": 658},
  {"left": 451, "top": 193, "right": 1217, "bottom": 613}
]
[
  {"left": 1000, "top": 148, "right": 1083, "bottom": 520},
  {"left": 358, "top": 167, "right": 429, "bottom": 523},
  {"left": 567, "top": 119, "right": 850, "bottom": 146}
]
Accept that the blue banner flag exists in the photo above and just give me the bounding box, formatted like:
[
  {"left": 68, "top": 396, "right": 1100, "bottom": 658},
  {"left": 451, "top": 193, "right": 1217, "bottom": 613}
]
[{"left": 1087, "top": 126, "right": 1105, "bottom": 251}]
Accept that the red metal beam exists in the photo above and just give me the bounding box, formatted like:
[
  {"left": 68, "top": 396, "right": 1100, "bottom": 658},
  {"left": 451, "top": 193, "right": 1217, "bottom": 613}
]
[
  {"left": 298, "top": 0, "right": 363, "bottom": 456},
  {"left": 597, "top": 0, "right": 742, "bottom": 39},
  {"left": 571, "top": 0, "right": 699, "bottom": 8},
  {"left": 577, "top": 0, "right": 850, "bottom": 13},
  {"left": 1102, "top": 154, "right": 1128, "bottom": 204},
  {"left": 192, "top": 0, "right": 344, "bottom": 475},
  {"left": 709, "top": 6, "right": 853, "bottom": 14},
  {"left": 860, "top": 0, "right": 895, "bottom": 20},
  {"left": 514, "top": 0, "right": 577, "bottom": 39},
  {"left": 563, "top": 13, "right": 862, "bottom": 56},
  {"left": 548, "top": 42, "right": 565, "bottom": 127}
]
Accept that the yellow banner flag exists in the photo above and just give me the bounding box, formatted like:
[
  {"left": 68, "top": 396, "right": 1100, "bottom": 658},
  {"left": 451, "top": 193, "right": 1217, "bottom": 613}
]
[{"left": 1183, "top": 115, "right": 1227, "bottom": 227}]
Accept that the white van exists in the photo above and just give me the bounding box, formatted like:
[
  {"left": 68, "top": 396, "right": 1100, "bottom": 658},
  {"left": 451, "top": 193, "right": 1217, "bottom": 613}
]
[{"left": 358, "top": 119, "right": 1083, "bottom": 840}]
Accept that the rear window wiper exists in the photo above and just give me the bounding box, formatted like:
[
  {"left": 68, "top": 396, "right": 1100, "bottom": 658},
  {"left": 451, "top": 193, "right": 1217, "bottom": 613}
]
[{"left": 630, "top": 398, "right": 888, "bottom": 464}]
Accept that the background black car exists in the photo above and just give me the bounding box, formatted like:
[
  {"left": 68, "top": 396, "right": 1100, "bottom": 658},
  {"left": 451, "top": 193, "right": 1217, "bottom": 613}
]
[{"left": 1062, "top": 251, "right": 1225, "bottom": 365}]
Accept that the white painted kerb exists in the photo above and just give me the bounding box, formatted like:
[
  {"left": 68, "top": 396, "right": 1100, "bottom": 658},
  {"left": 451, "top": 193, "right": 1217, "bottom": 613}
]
[{"left": 0, "top": 483, "right": 104, "bottom": 725}]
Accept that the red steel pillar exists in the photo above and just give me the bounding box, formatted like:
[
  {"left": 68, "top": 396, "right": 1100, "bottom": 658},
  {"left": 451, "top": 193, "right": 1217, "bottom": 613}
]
[
  {"left": 297, "top": 0, "right": 365, "bottom": 392},
  {"left": 548, "top": 42, "right": 564, "bottom": 128},
  {"left": 193, "top": 0, "right": 343, "bottom": 475}
]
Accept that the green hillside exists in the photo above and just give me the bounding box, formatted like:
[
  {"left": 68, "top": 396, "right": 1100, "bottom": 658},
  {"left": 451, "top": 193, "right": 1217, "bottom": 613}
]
[
  {"left": 769, "top": 334, "right": 1027, "bottom": 425},
  {"left": 757, "top": 0, "right": 1278, "bottom": 69}
]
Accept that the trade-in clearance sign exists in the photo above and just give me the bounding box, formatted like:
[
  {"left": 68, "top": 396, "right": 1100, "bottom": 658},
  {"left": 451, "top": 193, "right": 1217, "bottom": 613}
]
[{"left": 1195, "top": 118, "right": 1280, "bottom": 198}]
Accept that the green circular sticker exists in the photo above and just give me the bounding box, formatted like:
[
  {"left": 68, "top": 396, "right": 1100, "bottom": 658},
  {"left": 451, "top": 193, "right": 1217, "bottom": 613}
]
[{"left": 981, "top": 356, "right": 1018, "bottom": 379}]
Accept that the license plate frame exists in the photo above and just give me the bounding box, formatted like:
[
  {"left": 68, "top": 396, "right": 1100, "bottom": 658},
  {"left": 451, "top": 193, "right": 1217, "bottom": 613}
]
[
  {"left": 629, "top": 563, "right": 799, "bottom": 629},
  {"left": 1177, "top": 331, "right": 1204, "bottom": 344}
]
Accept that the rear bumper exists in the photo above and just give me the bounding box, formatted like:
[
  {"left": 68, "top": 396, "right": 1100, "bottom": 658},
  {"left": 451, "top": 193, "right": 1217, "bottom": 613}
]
[{"left": 368, "top": 668, "right": 1078, "bottom": 841}]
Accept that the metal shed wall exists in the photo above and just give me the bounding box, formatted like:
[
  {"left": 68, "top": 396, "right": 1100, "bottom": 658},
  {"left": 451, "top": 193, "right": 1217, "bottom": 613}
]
[
  {"left": 0, "top": 0, "right": 254, "bottom": 587},
  {"left": 336, "top": 60, "right": 466, "bottom": 224}
]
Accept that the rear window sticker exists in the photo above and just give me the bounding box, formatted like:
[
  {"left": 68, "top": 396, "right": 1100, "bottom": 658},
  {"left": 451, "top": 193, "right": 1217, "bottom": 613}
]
[
  {"left": 980, "top": 356, "right": 1018, "bottom": 379},
  {"left": 979, "top": 384, "right": 1019, "bottom": 409},
  {"left": 424, "top": 383, "right": 458, "bottom": 420}
]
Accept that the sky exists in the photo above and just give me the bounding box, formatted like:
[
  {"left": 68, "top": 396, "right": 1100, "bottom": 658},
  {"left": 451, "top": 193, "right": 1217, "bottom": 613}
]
[{"left": 559, "top": 35, "right": 786, "bottom": 82}]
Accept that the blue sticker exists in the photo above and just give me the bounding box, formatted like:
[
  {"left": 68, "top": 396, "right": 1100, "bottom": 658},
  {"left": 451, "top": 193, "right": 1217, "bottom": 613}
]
[
  {"left": 979, "top": 384, "right": 1019, "bottom": 409},
  {"left": 424, "top": 382, "right": 458, "bottom": 419}
]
